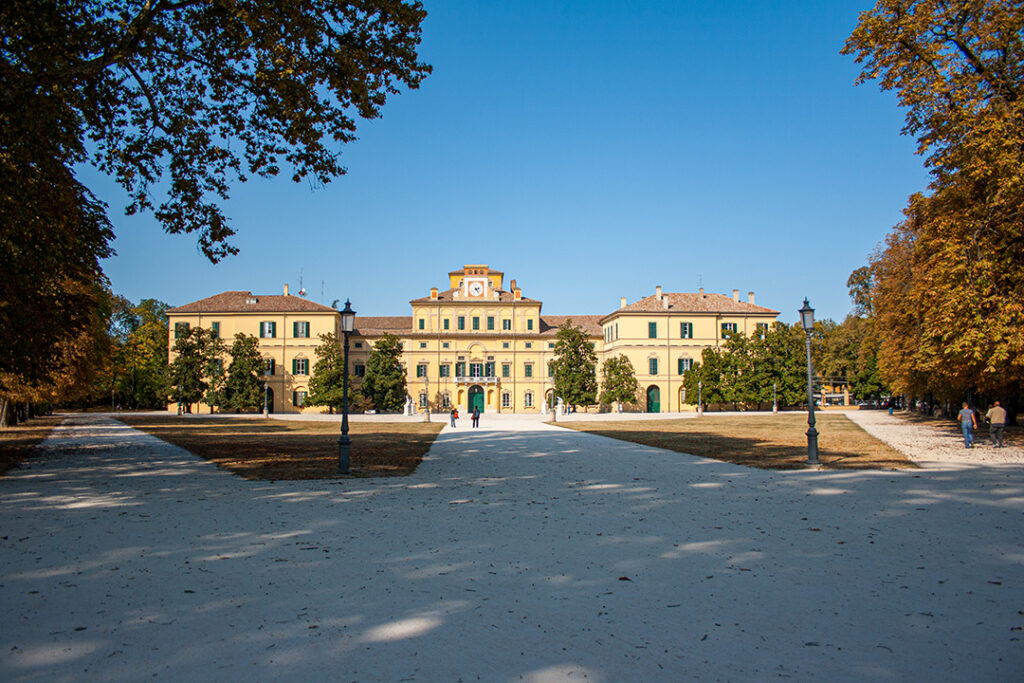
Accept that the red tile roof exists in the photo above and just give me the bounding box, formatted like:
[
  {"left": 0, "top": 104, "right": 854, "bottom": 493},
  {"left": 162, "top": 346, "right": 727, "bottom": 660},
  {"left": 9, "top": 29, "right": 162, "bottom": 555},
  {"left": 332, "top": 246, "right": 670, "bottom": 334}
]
[
  {"left": 608, "top": 292, "right": 778, "bottom": 318},
  {"left": 354, "top": 316, "right": 412, "bottom": 335},
  {"left": 539, "top": 315, "right": 603, "bottom": 336},
  {"left": 168, "top": 291, "right": 338, "bottom": 314}
]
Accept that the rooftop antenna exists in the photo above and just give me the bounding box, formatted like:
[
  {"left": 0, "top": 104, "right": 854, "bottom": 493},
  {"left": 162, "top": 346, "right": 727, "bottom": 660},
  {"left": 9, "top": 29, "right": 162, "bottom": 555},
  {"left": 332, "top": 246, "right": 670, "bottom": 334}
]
[
  {"left": 297, "top": 268, "right": 306, "bottom": 297},
  {"left": 321, "top": 280, "right": 325, "bottom": 304},
  {"left": 697, "top": 273, "right": 703, "bottom": 290}
]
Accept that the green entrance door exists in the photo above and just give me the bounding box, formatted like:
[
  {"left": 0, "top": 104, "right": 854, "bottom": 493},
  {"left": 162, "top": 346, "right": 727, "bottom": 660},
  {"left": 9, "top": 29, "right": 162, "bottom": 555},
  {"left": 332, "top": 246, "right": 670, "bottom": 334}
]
[
  {"left": 469, "top": 385, "right": 485, "bottom": 413},
  {"left": 646, "top": 386, "right": 660, "bottom": 413}
]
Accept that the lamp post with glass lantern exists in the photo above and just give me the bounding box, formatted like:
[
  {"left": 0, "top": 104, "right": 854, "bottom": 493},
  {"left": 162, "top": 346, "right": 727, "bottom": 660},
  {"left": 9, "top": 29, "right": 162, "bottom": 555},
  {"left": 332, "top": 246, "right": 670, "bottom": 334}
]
[
  {"left": 337, "top": 300, "right": 356, "bottom": 473},
  {"left": 799, "top": 299, "right": 819, "bottom": 465}
]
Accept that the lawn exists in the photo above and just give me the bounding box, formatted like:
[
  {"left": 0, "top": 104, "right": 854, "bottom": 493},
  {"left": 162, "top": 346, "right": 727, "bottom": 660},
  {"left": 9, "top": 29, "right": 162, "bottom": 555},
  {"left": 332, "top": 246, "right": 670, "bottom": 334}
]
[
  {"left": 559, "top": 413, "right": 916, "bottom": 470},
  {"left": 0, "top": 415, "right": 64, "bottom": 475},
  {"left": 116, "top": 415, "right": 445, "bottom": 479}
]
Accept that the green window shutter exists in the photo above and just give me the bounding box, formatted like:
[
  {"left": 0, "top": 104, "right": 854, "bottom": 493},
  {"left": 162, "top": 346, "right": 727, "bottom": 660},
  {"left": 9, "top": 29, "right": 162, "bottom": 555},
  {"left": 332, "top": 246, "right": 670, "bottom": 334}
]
[
  {"left": 648, "top": 322, "right": 657, "bottom": 338},
  {"left": 524, "top": 364, "right": 533, "bottom": 378},
  {"left": 487, "top": 316, "right": 494, "bottom": 330},
  {"left": 292, "top": 358, "right": 298, "bottom": 375},
  {"left": 527, "top": 319, "right": 534, "bottom": 330},
  {"left": 473, "top": 317, "right": 480, "bottom": 330},
  {"left": 649, "top": 358, "right": 658, "bottom": 375},
  {"left": 211, "top": 322, "right": 219, "bottom": 339},
  {"left": 458, "top": 317, "right": 465, "bottom": 330},
  {"left": 444, "top": 319, "right": 450, "bottom": 330},
  {"left": 502, "top": 364, "right": 510, "bottom": 378},
  {"left": 678, "top": 358, "right": 684, "bottom": 375},
  {"left": 419, "top": 319, "right": 425, "bottom": 330}
]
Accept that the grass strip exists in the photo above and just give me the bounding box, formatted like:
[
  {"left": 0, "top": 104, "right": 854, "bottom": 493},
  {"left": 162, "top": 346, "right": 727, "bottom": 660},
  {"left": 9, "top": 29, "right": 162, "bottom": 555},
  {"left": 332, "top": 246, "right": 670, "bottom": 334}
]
[
  {"left": 559, "top": 413, "right": 916, "bottom": 470},
  {"left": 116, "top": 415, "right": 444, "bottom": 479},
  {"left": 0, "top": 415, "right": 64, "bottom": 475}
]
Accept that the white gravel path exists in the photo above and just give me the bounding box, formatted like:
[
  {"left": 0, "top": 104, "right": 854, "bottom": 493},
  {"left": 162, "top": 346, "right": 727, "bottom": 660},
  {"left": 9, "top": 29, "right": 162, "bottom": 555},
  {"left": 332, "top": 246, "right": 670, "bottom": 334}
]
[
  {"left": 1, "top": 413, "right": 1022, "bottom": 682},
  {"left": 844, "top": 410, "right": 1024, "bottom": 468}
]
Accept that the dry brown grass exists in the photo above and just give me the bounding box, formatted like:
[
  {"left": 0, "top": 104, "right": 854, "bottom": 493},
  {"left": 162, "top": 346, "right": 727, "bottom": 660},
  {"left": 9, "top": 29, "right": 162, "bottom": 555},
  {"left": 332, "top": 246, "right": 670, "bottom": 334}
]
[
  {"left": 0, "top": 415, "right": 64, "bottom": 475},
  {"left": 116, "top": 415, "right": 444, "bottom": 479},
  {"left": 560, "top": 413, "right": 916, "bottom": 470}
]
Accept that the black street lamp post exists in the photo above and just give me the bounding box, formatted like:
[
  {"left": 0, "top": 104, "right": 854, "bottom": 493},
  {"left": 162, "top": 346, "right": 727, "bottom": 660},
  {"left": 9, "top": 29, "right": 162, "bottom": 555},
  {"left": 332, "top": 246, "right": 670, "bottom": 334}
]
[
  {"left": 338, "top": 300, "right": 356, "bottom": 474},
  {"left": 799, "top": 298, "right": 819, "bottom": 465}
]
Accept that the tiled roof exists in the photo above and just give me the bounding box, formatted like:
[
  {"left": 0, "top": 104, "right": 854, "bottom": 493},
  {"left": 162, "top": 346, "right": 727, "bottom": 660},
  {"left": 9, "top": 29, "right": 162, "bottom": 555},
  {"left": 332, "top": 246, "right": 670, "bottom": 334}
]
[
  {"left": 409, "top": 289, "right": 541, "bottom": 304},
  {"left": 539, "top": 315, "right": 603, "bottom": 336},
  {"left": 354, "top": 316, "right": 412, "bottom": 335},
  {"left": 610, "top": 292, "right": 779, "bottom": 317},
  {"left": 168, "top": 291, "right": 338, "bottom": 314}
]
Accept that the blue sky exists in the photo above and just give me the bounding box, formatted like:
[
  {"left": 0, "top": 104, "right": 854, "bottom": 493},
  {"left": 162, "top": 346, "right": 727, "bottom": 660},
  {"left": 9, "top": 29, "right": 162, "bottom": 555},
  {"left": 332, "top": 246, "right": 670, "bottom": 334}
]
[{"left": 88, "top": 0, "right": 929, "bottom": 324}]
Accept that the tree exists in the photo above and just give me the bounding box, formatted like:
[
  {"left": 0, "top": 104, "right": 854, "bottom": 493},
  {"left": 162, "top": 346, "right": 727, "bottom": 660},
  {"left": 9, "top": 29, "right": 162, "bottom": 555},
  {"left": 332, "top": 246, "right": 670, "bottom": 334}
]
[
  {"left": 202, "top": 336, "right": 228, "bottom": 413},
  {"left": 221, "top": 334, "right": 265, "bottom": 413},
  {"left": 2, "top": 0, "right": 432, "bottom": 262},
  {"left": 844, "top": 1, "right": 1024, "bottom": 402},
  {"left": 361, "top": 333, "right": 406, "bottom": 412},
  {"left": 599, "top": 355, "right": 640, "bottom": 409},
  {"left": 306, "top": 332, "right": 359, "bottom": 413},
  {"left": 550, "top": 319, "right": 598, "bottom": 407},
  {"left": 109, "top": 298, "right": 171, "bottom": 409},
  {"left": 169, "top": 327, "right": 216, "bottom": 413}
]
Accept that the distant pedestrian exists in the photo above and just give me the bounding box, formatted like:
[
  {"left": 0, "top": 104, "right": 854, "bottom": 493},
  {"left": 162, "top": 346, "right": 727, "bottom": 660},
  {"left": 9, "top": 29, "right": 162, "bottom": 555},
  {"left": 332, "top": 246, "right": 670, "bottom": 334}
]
[
  {"left": 450, "top": 408, "right": 458, "bottom": 427},
  {"left": 986, "top": 401, "right": 1007, "bottom": 448},
  {"left": 958, "top": 402, "right": 977, "bottom": 448},
  {"left": 471, "top": 406, "right": 480, "bottom": 428}
]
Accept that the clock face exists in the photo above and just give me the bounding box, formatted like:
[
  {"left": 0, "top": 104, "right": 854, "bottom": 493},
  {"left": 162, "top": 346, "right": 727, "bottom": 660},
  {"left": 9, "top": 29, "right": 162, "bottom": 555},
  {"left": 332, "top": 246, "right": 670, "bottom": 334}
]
[{"left": 468, "top": 281, "right": 484, "bottom": 296}]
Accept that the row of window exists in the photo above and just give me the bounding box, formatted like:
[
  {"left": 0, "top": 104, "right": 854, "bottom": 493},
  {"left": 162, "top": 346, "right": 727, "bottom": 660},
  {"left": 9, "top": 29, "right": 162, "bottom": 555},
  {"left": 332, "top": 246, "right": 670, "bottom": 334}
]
[
  {"left": 262, "top": 358, "right": 309, "bottom": 376},
  {"left": 415, "top": 391, "right": 538, "bottom": 410},
  {"left": 418, "top": 316, "right": 535, "bottom": 332},
  {"left": 174, "top": 321, "right": 314, "bottom": 340},
  {"left": 604, "top": 321, "right": 770, "bottom": 341},
  {"left": 645, "top": 358, "right": 695, "bottom": 375},
  {"left": 410, "top": 340, "right": 554, "bottom": 351}
]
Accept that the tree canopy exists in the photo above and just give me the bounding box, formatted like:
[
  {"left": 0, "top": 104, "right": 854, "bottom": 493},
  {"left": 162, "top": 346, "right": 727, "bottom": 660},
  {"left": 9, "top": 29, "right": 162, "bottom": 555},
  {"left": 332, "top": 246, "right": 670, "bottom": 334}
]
[
  {"left": 550, "top": 320, "right": 598, "bottom": 407},
  {"left": 844, "top": 0, "right": 1024, "bottom": 400},
  {"left": 599, "top": 355, "right": 639, "bottom": 408},
  {"left": 2, "top": 0, "right": 432, "bottom": 261},
  {"left": 361, "top": 333, "right": 406, "bottom": 412},
  {"left": 221, "top": 333, "right": 265, "bottom": 413},
  {"left": 306, "top": 332, "right": 354, "bottom": 412}
]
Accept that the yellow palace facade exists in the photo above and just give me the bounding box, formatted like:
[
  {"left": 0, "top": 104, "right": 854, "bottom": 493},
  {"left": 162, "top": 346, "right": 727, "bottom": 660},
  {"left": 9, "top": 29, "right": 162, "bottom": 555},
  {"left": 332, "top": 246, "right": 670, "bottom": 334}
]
[{"left": 167, "top": 265, "right": 778, "bottom": 414}]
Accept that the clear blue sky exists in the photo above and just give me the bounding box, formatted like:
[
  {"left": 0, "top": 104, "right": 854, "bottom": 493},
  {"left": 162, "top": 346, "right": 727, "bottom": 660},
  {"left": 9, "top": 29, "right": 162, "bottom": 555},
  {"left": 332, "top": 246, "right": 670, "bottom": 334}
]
[{"left": 87, "top": 0, "right": 929, "bottom": 324}]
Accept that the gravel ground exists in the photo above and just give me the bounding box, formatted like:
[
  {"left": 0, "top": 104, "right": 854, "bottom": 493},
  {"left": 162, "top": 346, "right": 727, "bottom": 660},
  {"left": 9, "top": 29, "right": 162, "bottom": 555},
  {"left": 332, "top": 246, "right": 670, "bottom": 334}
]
[{"left": 845, "top": 410, "right": 1023, "bottom": 468}]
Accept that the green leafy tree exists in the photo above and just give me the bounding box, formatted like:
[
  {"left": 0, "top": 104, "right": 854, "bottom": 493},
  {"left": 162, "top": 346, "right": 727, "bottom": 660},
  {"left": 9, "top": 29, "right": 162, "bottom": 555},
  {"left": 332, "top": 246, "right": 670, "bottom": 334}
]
[
  {"left": 169, "top": 327, "right": 217, "bottom": 413},
  {"left": 361, "top": 333, "right": 406, "bottom": 412},
  {"left": 550, "top": 319, "right": 598, "bottom": 408},
  {"left": 202, "top": 337, "right": 229, "bottom": 413},
  {"left": 306, "top": 333, "right": 361, "bottom": 413},
  {"left": 109, "top": 298, "right": 171, "bottom": 409},
  {"left": 599, "top": 355, "right": 640, "bottom": 409},
  {"left": 221, "top": 334, "right": 265, "bottom": 413}
]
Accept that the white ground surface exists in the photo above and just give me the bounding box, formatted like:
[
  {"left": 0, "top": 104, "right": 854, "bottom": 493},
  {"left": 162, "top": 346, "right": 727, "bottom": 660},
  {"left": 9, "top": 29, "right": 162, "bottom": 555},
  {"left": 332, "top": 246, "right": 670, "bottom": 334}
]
[{"left": 1, "top": 412, "right": 1022, "bottom": 682}]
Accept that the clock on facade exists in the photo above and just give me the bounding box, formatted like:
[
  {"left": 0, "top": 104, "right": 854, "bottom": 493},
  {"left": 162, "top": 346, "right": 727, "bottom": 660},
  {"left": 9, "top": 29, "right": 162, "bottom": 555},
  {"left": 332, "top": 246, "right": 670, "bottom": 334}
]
[{"left": 468, "top": 281, "right": 484, "bottom": 296}]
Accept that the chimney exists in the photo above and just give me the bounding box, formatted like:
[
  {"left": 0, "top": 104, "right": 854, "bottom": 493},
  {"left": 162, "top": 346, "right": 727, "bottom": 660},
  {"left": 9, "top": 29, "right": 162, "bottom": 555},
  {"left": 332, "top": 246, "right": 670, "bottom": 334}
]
[
  {"left": 283, "top": 284, "right": 290, "bottom": 296},
  {"left": 699, "top": 287, "right": 705, "bottom": 296},
  {"left": 620, "top": 297, "right": 627, "bottom": 309},
  {"left": 430, "top": 287, "right": 438, "bottom": 300},
  {"left": 662, "top": 296, "right": 669, "bottom": 310},
  {"left": 510, "top": 279, "right": 517, "bottom": 292},
  {"left": 732, "top": 289, "right": 739, "bottom": 302},
  {"left": 748, "top": 291, "right": 755, "bottom": 305},
  {"left": 514, "top": 288, "right": 522, "bottom": 301},
  {"left": 655, "top": 285, "right": 663, "bottom": 299}
]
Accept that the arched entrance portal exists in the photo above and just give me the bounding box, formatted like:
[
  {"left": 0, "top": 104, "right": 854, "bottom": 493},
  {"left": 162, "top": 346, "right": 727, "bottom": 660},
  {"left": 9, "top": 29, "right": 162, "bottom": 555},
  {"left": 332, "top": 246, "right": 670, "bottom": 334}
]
[
  {"left": 646, "top": 385, "right": 660, "bottom": 413},
  {"left": 264, "top": 386, "right": 275, "bottom": 414},
  {"left": 468, "top": 385, "right": 484, "bottom": 413}
]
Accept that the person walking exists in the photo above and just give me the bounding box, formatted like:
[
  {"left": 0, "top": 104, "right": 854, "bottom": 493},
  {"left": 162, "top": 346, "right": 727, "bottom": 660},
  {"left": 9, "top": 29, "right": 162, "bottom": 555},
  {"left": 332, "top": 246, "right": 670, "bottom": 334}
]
[
  {"left": 986, "top": 401, "right": 1007, "bottom": 448},
  {"left": 450, "top": 408, "right": 458, "bottom": 427},
  {"left": 958, "top": 402, "right": 977, "bottom": 448},
  {"left": 471, "top": 406, "right": 480, "bottom": 428}
]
